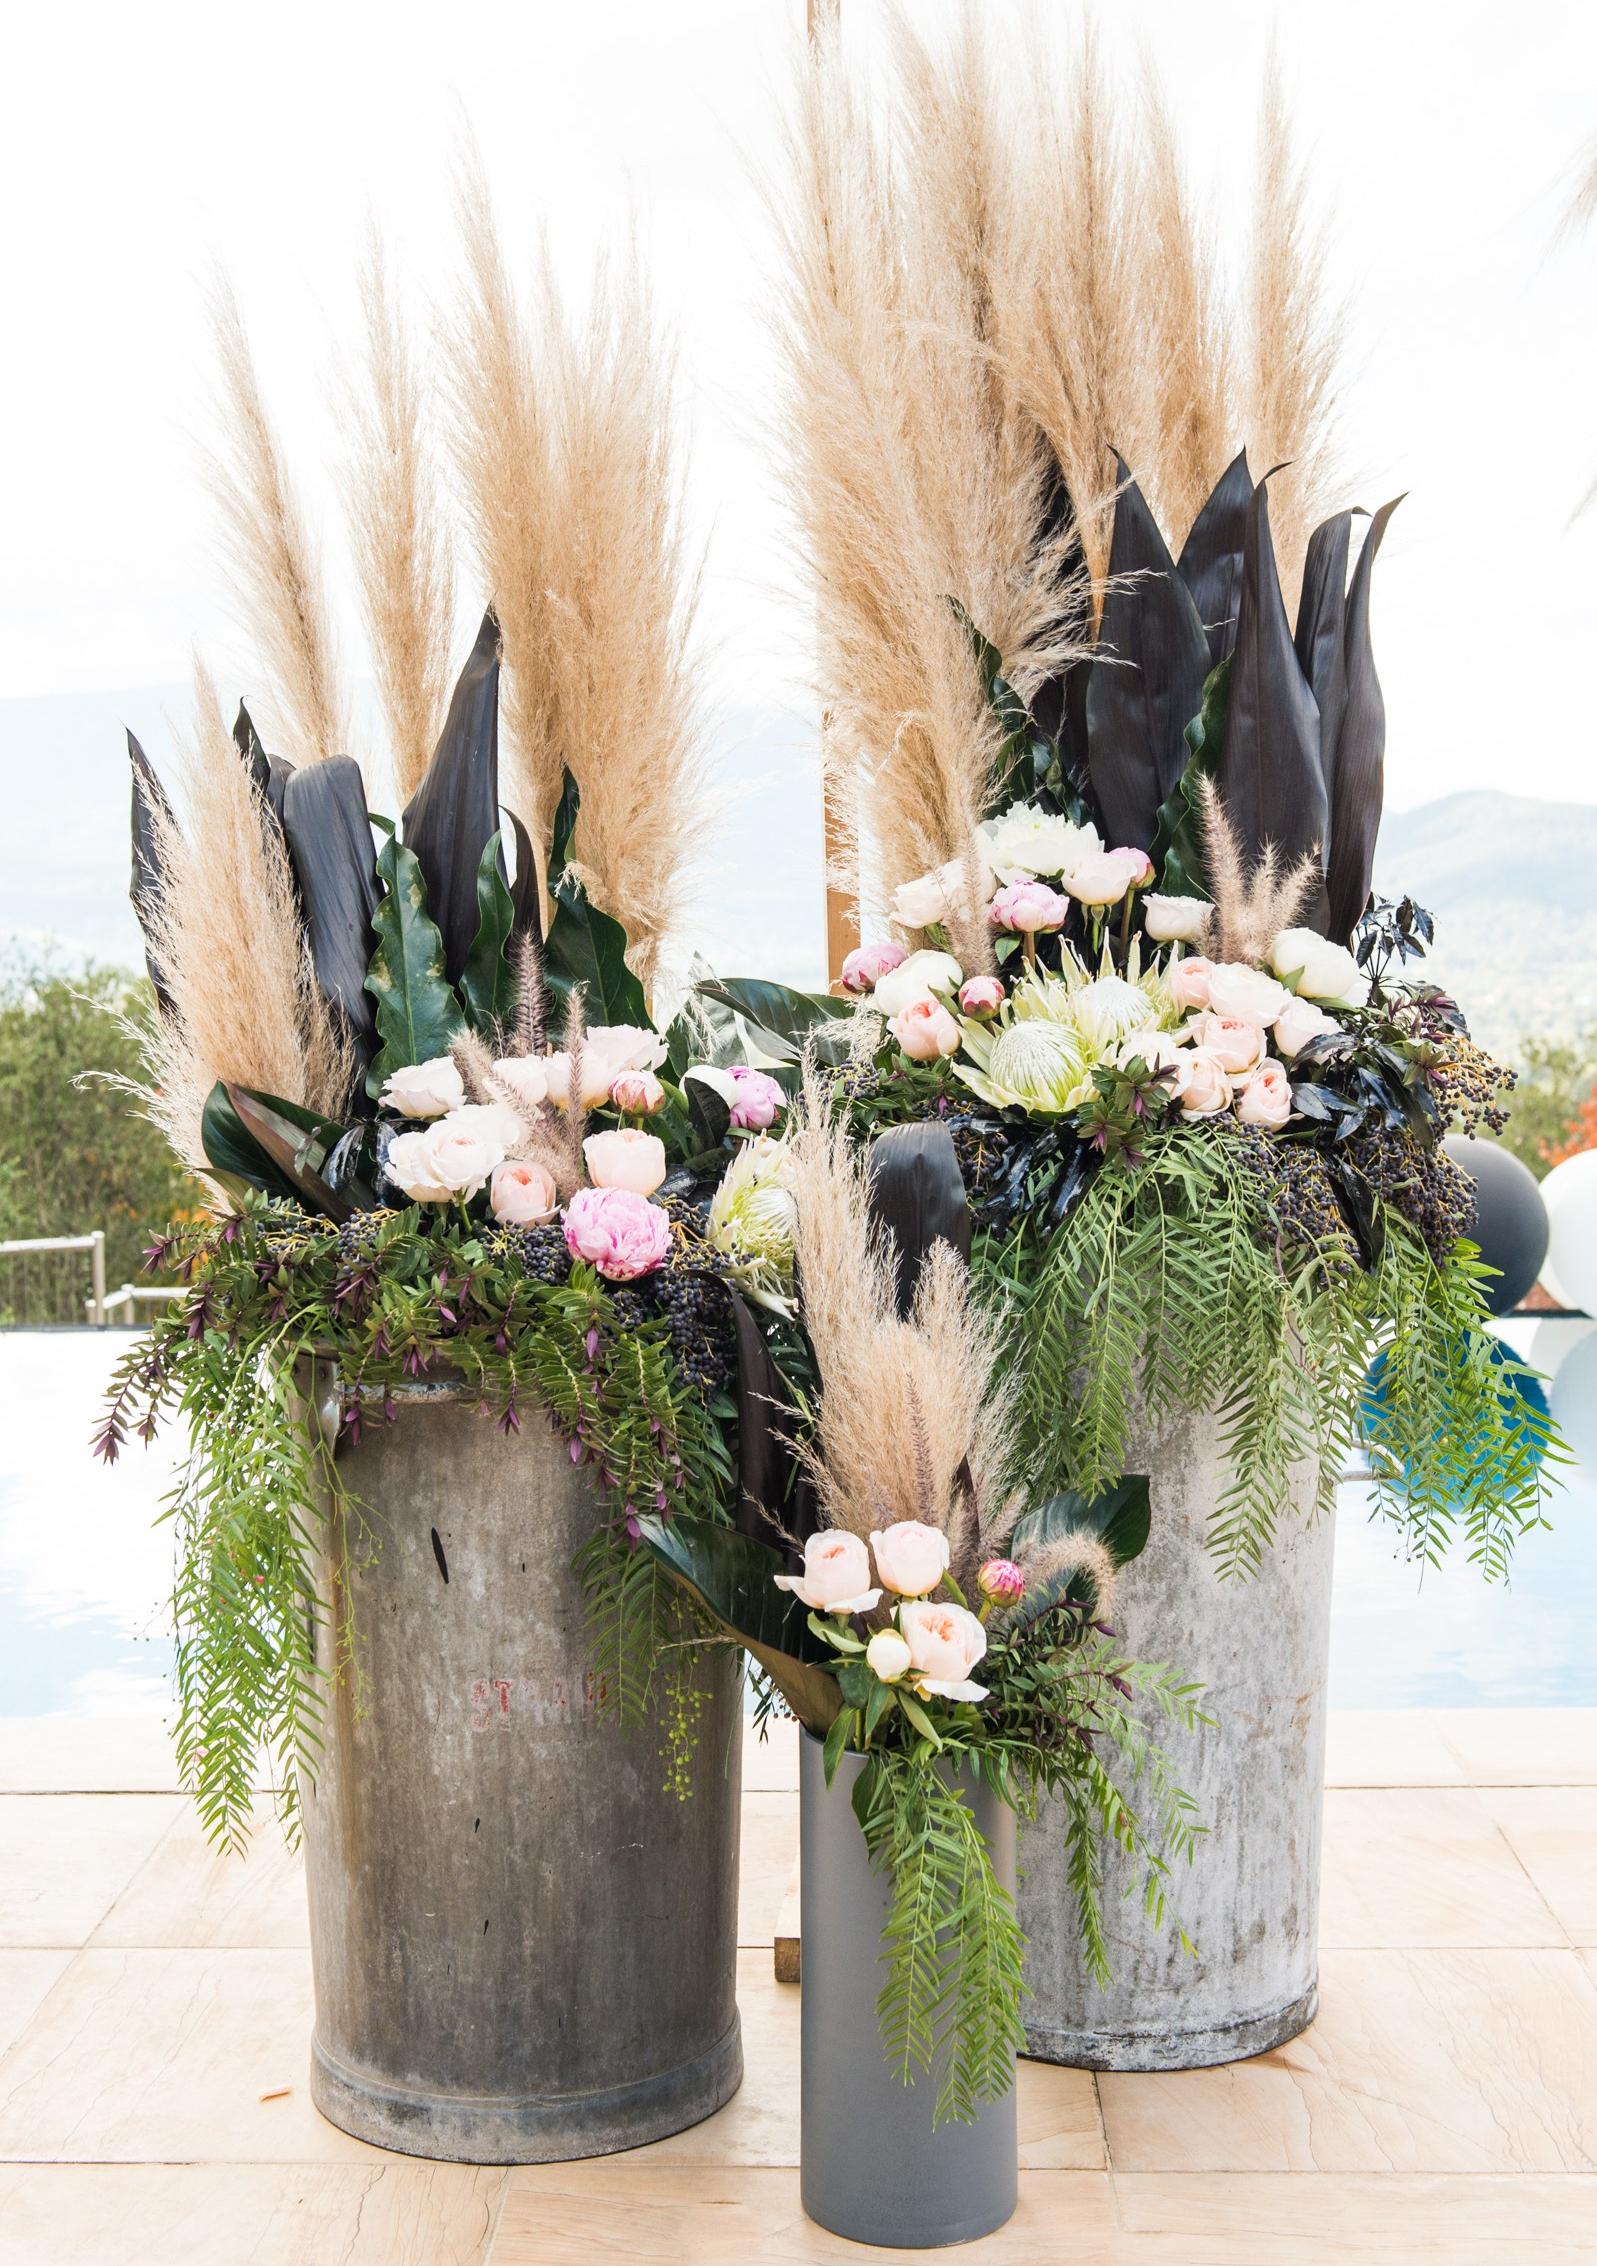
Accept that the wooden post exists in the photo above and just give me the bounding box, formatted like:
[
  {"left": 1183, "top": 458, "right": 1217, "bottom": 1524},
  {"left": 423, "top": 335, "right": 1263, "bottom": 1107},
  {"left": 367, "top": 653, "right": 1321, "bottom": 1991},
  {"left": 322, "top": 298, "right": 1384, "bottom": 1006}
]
[{"left": 806, "top": 0, "right": 859, "bottom": 990}]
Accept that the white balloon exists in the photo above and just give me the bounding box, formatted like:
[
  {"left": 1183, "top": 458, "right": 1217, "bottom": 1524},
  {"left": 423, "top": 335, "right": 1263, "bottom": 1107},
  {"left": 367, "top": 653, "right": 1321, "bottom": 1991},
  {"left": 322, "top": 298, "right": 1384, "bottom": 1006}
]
[
  {"left": 1550, "top": 1324, "right": 1597, "bottom": 1474},
  {"left": 1541, "top": 1150, "right": 1597, "bottom": 1316}
]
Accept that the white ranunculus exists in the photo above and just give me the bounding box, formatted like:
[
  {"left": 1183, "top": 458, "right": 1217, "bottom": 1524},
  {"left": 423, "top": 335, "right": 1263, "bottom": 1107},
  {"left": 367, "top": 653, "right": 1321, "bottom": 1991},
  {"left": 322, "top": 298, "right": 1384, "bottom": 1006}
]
[
  {"left": 1143, "top": 893, "right": 1214, "bottom": 944},
  {"left": 1206, "top": 962, "right": 1290, "bottom": 1025},
  {"left": 382, "top": 1055, "right": 466, "bottom": 1119},
  {"left": 1270, "top": 928, "right": 1362, "bottom": 1003},
  {"left": 976, "top": 802, "right": 1101, "bottom": 884},
  {"left": 1071, "top": 975, "right": 1154, "bottom": 1051},
  {"left": 873, "top": 950, "right": 964, "bottom": 1019}
]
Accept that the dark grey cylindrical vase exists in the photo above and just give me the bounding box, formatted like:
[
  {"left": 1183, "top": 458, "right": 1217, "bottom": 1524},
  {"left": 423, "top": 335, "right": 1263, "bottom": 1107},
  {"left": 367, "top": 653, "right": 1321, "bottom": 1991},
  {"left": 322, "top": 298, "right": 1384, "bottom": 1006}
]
[
  {"left": 799, "top": 1733, "right": 1018, "bottom": 2249},
  {"left": 297, "top": 1370, "right": 743, "bottom": 2164}
]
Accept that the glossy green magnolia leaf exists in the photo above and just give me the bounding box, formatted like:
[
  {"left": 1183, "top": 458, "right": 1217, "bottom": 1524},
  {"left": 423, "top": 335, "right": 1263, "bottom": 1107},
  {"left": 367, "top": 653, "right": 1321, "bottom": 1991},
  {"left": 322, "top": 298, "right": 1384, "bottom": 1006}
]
[
  {"left": 633, "top": 1513, "right": 842, "bottom": 1733},
  {"left": 542, "top": 768, "right": 650, "bottom": 1028},
  {"left": 459, "top": 829, "right": 517, "bottom": 1035},
  {"left": 695, "top": 977, "right": 850, "bottom": 1067},
  {"left": 1149, "top": 659, "right": 1230, "bottom": 899},
  {"left": 364, "top": 830, "right": 461, "bottom": 1098},
  {"left": 226, "top": 1085, "right": 350, "bottom": 1222},
  {"left": 199, "top": 1081, "right": 305, "bottom": 1209}
]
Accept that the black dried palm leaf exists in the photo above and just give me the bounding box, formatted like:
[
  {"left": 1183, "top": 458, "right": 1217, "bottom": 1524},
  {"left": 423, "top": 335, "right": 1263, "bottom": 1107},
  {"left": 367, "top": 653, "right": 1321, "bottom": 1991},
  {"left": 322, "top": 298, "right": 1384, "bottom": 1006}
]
[
  {"left": 1293, "top": 510, "right": 1355, "bottom": 815},
  {"left": 401, "top": 608, "right": 502, "bottom": 986},
  {"left": 127, "top": 731, "right": 175, "bottom": 1016},
  {"left": 1025, "top": 466, "right": 1097, "bottom": 812},
  {"left": 1176, "top": 449, "right": 1253, "bottom": 670},
  {"left": 1085, "top": 457, "right": 1211, "bottom": 852},
  {"left": 232, "top": 701, "right": 294, "bottom": 836},
  {"left": 1325, "top": 497, "right": 1403, "bottom": 946},
  {"left": 280, "top": 756, "right": 381, "bottom": 1076},
  {"left": 1215, "top": 475, "right": 1329, "bottom": 928},
  {"left": 866, "top": 1120, "right": 971, "bottom": 1318}
]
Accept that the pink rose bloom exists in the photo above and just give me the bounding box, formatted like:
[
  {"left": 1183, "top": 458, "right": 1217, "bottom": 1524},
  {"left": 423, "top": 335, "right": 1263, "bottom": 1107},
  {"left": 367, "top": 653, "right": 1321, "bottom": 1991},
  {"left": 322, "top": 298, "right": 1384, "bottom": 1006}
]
[
  {"left": 958, "top": 975, "right": 1005, "bottom": 1017},
  {"left": 775, "top": 1529, "right": 882, "bottom": 1616},
  {"left": 490, "top": 1159, "right": 559, "bottom": 1225},
  {"left": 897, "top": 1599, "right": 989, "bottom": 1701},
  {"left": 1168, "top": 954, "right": 1214, "bottom": 1012},
  {"left": 727, "top": 1066, "right": 786, "bottom": 1131},
  {"left": 562, "top": 1186, "right": 673, "bottom": 1280},
  {"left": 583, "top": 1128, "right": 668, "bottom": 1196},
  {"left": 989, "top": 878, "right": 1070, "bottom": 934},
  {"left": 1065, "top": 847, "right": 1153, "bottom": 907},
  {"left": 609, "top": 1068, "right": 666, "bottom": 1116},
  {"left": 841, "top": 939, "right": 908, "bottom": 994},
  {"left": 890, "top": 998, "right": 962, "bottom": 1061},
  {"left": 1191, "top": 1012, "right": 1266, "bottom": 1076},
  {"left": 1237, "top": 1057, "right": 1294, "bottom": 1129},
  {"left": 978, "top": 1558, "right": 1025, "bottom": 1606},
  {"left": 871, "top": 1520, "right": 951, "bottom": 1597},
  {"left": 1179, "top": 1049, "right": 1234, "bottom": 1119}
]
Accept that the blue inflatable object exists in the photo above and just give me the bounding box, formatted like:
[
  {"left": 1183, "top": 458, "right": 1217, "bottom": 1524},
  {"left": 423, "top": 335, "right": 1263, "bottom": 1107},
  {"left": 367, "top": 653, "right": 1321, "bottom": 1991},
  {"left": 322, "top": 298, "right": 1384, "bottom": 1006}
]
[{"left": 1361, "top": 1336, "right": 1549, "bottom": 1498}]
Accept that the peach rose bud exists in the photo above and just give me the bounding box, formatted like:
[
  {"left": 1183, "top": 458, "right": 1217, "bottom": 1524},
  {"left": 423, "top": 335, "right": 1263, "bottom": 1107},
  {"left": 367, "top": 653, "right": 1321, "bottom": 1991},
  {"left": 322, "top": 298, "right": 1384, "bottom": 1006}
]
[
  {"left": 890, "top": 998, "right": 962, "bottom": 1061},
  {"left": 583, "top": 1128, "right": 668, "bottom": 1196},
  {"left": 958, "top": 975, "right": 1005, "bottom": 1017},
  {"left": 490, "top": 1159, "right": 559, "bottom": 1225},
  {"left": 1236, "top": 1057, "right": 1294, "bottom": 1129},
  {"left": 871, "top": 1520, "right": 952, "bottom": 1597}
]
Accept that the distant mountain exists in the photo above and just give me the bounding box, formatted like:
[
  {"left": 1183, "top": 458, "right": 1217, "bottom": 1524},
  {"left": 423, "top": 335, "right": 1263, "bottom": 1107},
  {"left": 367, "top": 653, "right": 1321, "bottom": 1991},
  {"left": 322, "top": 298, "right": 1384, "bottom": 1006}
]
[
  {"left": 2, "top": 692, "right": 1591, "bottom": 1058},
  {"left": 1373, "top": 792, "right": 1597, "bottom": 1055}
]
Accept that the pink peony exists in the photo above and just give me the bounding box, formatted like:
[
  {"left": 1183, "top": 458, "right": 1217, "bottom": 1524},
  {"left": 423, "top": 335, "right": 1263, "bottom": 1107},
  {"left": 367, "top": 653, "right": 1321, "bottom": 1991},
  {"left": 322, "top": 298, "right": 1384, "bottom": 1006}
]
[
  {"left": 890, "top": 998, "right": 962, "bottom": 1061},
  {"left": 1237, "top": 1057, "right": 1294, "bottom": 1129},
  {"left": 609, "top": 1068, "right": 666, "bottom": 1116},
  {"left": 978, "top": 1558, "right": 1025, "bottom": 1606},
  {"left": 989, "top": 879, "right": 1070, "bottom": 934},
  {"left": 841, "top": 939, "right": 908, "bottom": 994},
  {"left": 958, "top": 975, "right": 1005, "bottom": 1018},
  {"left": 727, "top": 1066, "right": 787, "bottom": 1130},
  {"left": 1190, "top": 1012, "right": 1266, "bottom": 1077},
  {"left": 1168, "top": 954, "right": 1215, "bottom": 1012},
  {"left": 490, "top": 1160, "right": 559, "bottom": 1225},
  {"left": 562, "top": 1186, "right": 673, "bottom": 1280}
]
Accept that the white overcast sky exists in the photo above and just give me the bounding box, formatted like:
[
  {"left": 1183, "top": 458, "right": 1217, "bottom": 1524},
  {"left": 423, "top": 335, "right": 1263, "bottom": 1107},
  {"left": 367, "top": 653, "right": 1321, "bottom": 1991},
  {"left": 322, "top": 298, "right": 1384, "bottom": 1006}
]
[{"left": 4, "top": 0, "right": 1597, "bottom": 815}]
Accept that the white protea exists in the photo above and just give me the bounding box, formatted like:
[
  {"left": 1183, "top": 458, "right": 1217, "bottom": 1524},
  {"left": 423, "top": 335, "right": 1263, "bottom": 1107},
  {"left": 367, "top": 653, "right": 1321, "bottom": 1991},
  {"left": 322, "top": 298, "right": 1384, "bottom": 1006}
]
[
  {"left": 952, "top": 955, "right": 1181, "bottom": 1116},
  {"left": 953, "top": 1017, "right": 1094, "bottom": 1115},
  {"left": 706, "top": 1137, "right": 797, "bottom": 1315}
]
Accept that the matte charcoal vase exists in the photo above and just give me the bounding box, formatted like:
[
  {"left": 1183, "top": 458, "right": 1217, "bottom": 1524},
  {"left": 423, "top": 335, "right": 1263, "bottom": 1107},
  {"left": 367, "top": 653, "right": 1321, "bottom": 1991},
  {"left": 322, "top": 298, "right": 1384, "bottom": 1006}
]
[
  {"left": 296, "top": 1367, "right": 744, "bottom": 2163},
  {"left": 1019, "top": 1402, "right": 1333, "bottom": 2070},
  {"left": 799, "top": 1733, "right": 1018, "bottom": 2248}
]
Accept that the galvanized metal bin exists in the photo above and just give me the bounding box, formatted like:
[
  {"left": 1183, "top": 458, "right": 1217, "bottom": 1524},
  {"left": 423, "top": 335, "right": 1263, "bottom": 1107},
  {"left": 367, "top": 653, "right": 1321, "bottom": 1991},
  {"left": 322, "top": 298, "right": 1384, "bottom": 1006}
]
[
  {"left": 297, "top": 1369, "right": 744, "bottom": 2162},
  {"left": 1019, "top": 1405, "right": 1332, "bottom": 2071},
  {"left": 799, "top": 1733, "right": 1018, "bottom": 2248}
]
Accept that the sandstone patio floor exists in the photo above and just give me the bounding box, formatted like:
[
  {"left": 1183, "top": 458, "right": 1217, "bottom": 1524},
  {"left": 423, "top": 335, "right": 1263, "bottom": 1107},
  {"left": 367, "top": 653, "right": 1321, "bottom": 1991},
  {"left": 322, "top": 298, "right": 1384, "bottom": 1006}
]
[{"left": 0, "top": 1708, "right": 1592, "bottom": 2265}]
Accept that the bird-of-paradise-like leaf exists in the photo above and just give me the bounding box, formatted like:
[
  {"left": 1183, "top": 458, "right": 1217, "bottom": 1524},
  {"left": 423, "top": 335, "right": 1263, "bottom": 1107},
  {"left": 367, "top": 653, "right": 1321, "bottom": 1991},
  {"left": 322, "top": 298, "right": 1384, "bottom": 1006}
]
[
  {"left": 401, "top": 610, "right": 502, "bottom": 987},
  {"left": 280, "top": 756, "right": 381, "bottom": 1077},
  {"left": 694, "top": 976, "right": 851, "bottom": 1068},
  {"left": 633, "top": 1513, "right": 842, "bottom": 1733},
  {"left": 541, "top": 769, "right": 651, "bottom": 1028},
  {"left": 866, "top": 1121, "right": 970, "bottom": 1318},
  {"left": 1086, "top": 457, "right": 1211, "bottom": 852},
  {"left": 459, "top": 829, "right": 518, "bottom": 1035},
  {"left": 198, "top": 1080, "right": 308, "bottom": 1210},
  {"left": 127, "top": 731, "right": 175, "bottom": 1016},
  {"left": 1176, "top": 449, "right": 1254, "bottom": 669},
  {"left": 1148, "top": 659, "right": 1230, "bottom": 903},
  {"left": 363, "top": 825, "right": 461, "bottom": 1098},
  {"left": 1293, "top": 511, "right": 1355, "bottom": 816},
  {"left": 1215, "top": 476, "right": 1329, "bottom": 926},
  {"left": 1325, "top": 498, "right": 1403, "bottom": 946}
]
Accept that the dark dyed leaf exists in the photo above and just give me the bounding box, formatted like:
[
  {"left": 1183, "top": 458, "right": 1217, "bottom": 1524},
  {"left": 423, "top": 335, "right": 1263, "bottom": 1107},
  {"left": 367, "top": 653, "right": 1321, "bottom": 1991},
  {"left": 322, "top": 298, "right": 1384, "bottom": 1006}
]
[
  {"left": 1325, "top": 497, "right": 1404, "bottom": 946},
  {"left": 226, "top": 1085, "right": 351, "bottom": 1221},
  {"left": 713, "top": 1280, "right": 819, "bottom": 1553},
  {"left": 634, "top": 1512, "right": 841, "bottom": 1732},
  {"left": 280, "top": 756, "right": 380, "bottom": 1078},
  {"left": 541, "top": 768, "right": 650, "bottom": 1028},
  {"left": 364, "top": 829, "right": 461, "bottom": 1098},
  {"left": 233, "top": 701, "right": 293, "bottom": 834},
  {"left": 1293, "top": 512, "right": 1355, "bottom": 815},
  {"left": 459, "top": 830, "right": 517, "bottom": 1035},
  {"left": 127, "top": 732, "right": 175, "bottom": 1015},
  {"left": 1148, "top": 659, "right": 1229, "bottom": 900},
  {"left": 1215, "top": 477, "right": 1329, "bottom": 925},
  {"left": 504, "top": 809, "right": 542, "bottom": 948},
  {"left": 401, "top": 610, "right": 502, "bottom": 986},
  {"left": 1176, "top": 449, "right": 1254, "bottom": 668},
  {"left": 1086, "top": 457, "right": 1212, "bottom": 851},
  {"left": 866, "top": 1122, "right": 970, "bottom": 1318}
]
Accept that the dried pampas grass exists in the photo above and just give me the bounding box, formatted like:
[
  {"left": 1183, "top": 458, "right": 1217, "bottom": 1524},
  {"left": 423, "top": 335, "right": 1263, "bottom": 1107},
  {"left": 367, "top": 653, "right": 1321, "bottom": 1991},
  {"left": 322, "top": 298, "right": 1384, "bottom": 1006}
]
[
  {"left": 1196, "top": 773, "right": 1318, "bottom": 966},
  {"left": 140, "top": 663, "right": 352, "bottom": 1174},
  {"left": 204, "top": 277, "right": 349, "bottom": 766},
  {"left": 447, "top": 162, "right": 709, "bottom": 985},
  {"left": 341, "top": 234, "right": 455, "bottom": 803},
  {"left": 774, "top": 12, "right": 1083, "bottom": 921}
]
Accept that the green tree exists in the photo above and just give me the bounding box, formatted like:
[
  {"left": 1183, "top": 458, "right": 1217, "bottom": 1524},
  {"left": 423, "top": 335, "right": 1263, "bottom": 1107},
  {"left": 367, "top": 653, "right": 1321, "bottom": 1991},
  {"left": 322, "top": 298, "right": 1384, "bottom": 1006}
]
[
  {"left": 1493, "top": 1029, "right": 1597, "bottom": 1180},
  {"left": 0, "top": 955, "right": 201, "bottom": 1300}
]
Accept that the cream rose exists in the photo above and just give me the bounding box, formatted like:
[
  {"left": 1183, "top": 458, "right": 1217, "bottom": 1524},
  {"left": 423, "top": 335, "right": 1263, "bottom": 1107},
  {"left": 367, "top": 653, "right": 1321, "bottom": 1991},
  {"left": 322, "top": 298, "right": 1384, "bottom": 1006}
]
[
  {"left": 873, "top": 950, "right": 963, "bottom": 1019},
  {"left": 1179, "top": 1049, "right": 1234, "bottom": 1119},
  {"left": 589, "top": 1025, "right": 669, "bottom": 1074},
  {"left": 897, "top": 1599, "right": 989, "bottom": 1701},
  {"left": 1118, "top": 1029, "right": 1193, "bottom": 1098},
  {"left": 774, "top": 1530, "right": 882, "bottom": 1616},
  {"left": 1065, "top": 846, "right": 1154, "bottom": 907},
  {"left": 490, "top": 1159, "right": 559, "bottom": 1224},
  {"left": 865, "top": 1627, "right": 913, "bottom": 1682},
  {"left": 1143, "top": 893, "right": 1214, "bottom": 944},
  {"left": 449, "top": 1100, "right": 528, "bottom": 1149},
  {"left": 583, "top": 1128, "right": 668, "bottom": 1197},
  {"left": 385, "top": 1128, "right": 455, "bottom": 1204},
  {"left": 976, "top": 802, "right": 1101, "bottom": 884},
  {"left": 871, "top": 1520, "right": 952, "bottom": 1597},
  {"left": 1206, "top": 963, "right": 1290, "bottom": 1025},
  {"left": 1237, "top": 1058, "right": 1294, "bottom": 1129},
  {"left": 391, "top": 1110, "right": 506, "bottom": 1202},
  {"left": 491, "top": 1057, "right": 548, "bottom": 1115},
  {"left": 1190, "top": 1012, "right": 1266, "bottom": 1076},
  {"left": 1270, "top": 927, "right": 1363, "bottom": 1003},
  {"left": 891, "top": 851, "right": 991, "bottom": 930},
  {"left": 544, "top": 1050, "right": 617, "bottom": 1109},
  {"left": 1272, "top": 998, "right": 1339, "bottom": 1059},
  {"left": 382, "top": 1056, "right": 465, "bottom": 1120},
  {"left": 1168, "top": 955, "right": 1215, "bottom": 1012}
]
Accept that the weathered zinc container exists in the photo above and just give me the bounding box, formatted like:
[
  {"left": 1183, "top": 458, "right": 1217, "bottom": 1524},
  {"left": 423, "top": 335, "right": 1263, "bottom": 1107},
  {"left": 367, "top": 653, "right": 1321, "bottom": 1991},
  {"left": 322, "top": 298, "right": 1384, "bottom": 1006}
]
[
  {"left": 1019, "top": 1406, "right": 1333, "bottom": 2070},
  {"left": 297, "top": 1368, "right": 744, "bottom": 2161}
]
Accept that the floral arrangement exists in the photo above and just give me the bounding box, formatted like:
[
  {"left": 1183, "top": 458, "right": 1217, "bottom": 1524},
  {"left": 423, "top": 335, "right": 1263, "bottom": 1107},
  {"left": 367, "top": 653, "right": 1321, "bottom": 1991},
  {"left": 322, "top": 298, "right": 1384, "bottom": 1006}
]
[{"left": 634, "top": 1088, "right": 1204, "bottom": 2127}]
